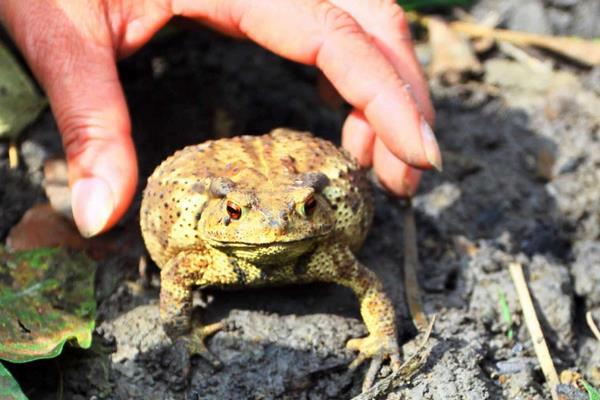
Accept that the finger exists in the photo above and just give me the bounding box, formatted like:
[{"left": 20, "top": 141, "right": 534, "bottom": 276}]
[
  {"left": 171, "top": 0, "right": 439, "bottom": 169},
  {"left": 106, "top": 2, "right": 173, "bottom": 58},
  {"left": 342, "top": 110, "right": 375, "bottom": 167},
  {"left": 56, "top": 58, "right": 137, "bottom": 237},
  {"left": 373, "top": 137, "right": 422, "bottom": 197},
  {"left": 329, "top": 0, "right": 434, "bottom": 125},
  {"left": 2, "top": 3, "right": 137, "bottom": 237},
  {"left": 344, "top": 109, "right": 421, "bottom": 196}
]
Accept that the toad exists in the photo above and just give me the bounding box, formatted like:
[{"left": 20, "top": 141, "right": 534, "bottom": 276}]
[{"left": 140, "top": 128, "right": 400, "bottom": 385}]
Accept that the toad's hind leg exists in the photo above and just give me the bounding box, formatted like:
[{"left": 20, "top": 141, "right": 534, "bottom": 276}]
[
  {"left": 302, "top": 244, "right": 400, "bottom": 390},
  {"left": 160, "top": 250, "right": 236, "bottom": 368}
]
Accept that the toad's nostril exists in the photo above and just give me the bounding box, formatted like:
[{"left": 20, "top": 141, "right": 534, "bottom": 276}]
[{"left": 269, "top": 218, "right": 288, "bottom": 234}]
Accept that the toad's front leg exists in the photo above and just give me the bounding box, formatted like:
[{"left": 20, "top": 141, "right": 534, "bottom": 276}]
[
  {"left": 160, "top": 250, "right": 238, "bottom": 369},
  {"left": 302, "top": 244, "right": 400, "bottom": 390}
]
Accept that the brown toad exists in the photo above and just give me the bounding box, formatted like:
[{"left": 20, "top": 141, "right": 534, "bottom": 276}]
[{"left": 140, "top": 128, "right": 400, "bottom": 382}]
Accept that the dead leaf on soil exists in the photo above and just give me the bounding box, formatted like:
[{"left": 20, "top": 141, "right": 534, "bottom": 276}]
[
  {"left": 6, "top": 203, "right": 130, "bottom": 261},
  {"left": 0, "top": 247, "right": 96, "bottom": 363},
  {"left": 426, "top": 16, "right": 483, "bottom": 84},
  {"left": 12, "top": 156, "right": 137, "bottom": 260},
  {"left": 7, "top": 204, "right": 87, "bottom": 253}
]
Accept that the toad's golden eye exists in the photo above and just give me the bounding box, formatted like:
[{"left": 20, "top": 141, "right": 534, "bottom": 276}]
[
  {"left": 304, "top": 195, "right": 317, "bottom": 216},
  {"left": 226, "top": 201, "right": 242, "bottom": 220}
]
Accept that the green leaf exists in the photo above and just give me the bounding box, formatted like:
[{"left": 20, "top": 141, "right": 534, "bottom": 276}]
[
  {"left": 0, "top": 247, "right": 96, "bottom": 363},
  {"left": 582, "top": 379, "right": 600, "bottom": 400},
  {"left": 497, "top": 288, "right": 514, "bottom": 340},
  {"left": 0, "top": 362, "right": 28, "bottom": 400},
  {"left": 0, "top": 40, "right": 47, "bottom": 141}
]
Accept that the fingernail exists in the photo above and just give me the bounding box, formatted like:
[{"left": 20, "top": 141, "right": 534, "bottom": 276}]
[
  {"left": 420, "top": 119, "right": 443, "bottom": 172},
  {"left": 71, "top": 177, "right": 114, "bottom": 238}
]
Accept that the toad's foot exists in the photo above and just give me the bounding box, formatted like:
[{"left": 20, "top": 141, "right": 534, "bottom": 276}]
[
  {"left": 174, "top": 321, "right": 225, "bottom": 372},
  {"left": 346, "top": 334, "right": 401, "bottom": 391}
]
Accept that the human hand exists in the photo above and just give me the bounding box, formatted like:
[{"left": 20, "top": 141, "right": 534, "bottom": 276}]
[{"left": 0, "top": 0, "right": 438, "bottom": 237}]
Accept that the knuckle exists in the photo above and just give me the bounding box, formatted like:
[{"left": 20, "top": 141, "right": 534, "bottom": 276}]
[
  {"left": 375, "top": 0, "right": 410, "bottom": 34},
  {"left": 59, "top": 113, "right": 105, "bottom": 161},
  {"left": 317, "top": 2, "right": 362, "bottom": 37},
  {"left": 379, "top": 0, "right": 406, "bottom": 19}
]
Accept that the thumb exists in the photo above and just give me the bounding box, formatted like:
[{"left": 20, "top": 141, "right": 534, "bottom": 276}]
[
  {"left": 2, "top": 2, "right": 138, "bottom": 237},
  {"left": 60, "top": 79, "right": 138, "bottom": 238},
  {"left": 52, "top": 56, "right": 137, "bottom": 237}
]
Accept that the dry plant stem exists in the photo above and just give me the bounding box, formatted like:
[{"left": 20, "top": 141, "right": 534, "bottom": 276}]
[
  {"left": 426, "top": 16, "right": 483, "bottom": 82},
  {"left": 497, "top": 42, "right": 551, "bottom": 73},
  {"left": 448, "top": 20, "right": 600, "bottom": 66},
  {"left": 586, "top": 311, "right": 600, "bottom": 342},
  {"left": 138, "top": 254, "right": 152, "bottom": 289},
  {"left": 406, "top": 12, "right": 600, "bottom": 66},
  {"left": 508, "top": 262, "right": 560, "bottom": 400},
  {"left": 350, "top": 315, "right": 436, "bottom": 400},
  {"left": 402, "top": 199, "right": 428, "bottom": 331},
  {"left": 400, "top": 313, "right": 436, "bottom": 372},
  {"left": 8, "top": 140, "right": 18, "bottom": 169}
]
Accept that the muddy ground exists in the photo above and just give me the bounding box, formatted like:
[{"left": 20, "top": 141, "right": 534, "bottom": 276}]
[{"left": 2, "top": 15, "right": 600, "bottom": 400}]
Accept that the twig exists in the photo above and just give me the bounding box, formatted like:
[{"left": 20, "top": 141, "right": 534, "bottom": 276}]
[
  {"left": 351, "top": 315, "right": 436, "bottom": 400},
  {"left": 401, "top": 199, "right": 428, "bottom": 331},
  {"left": 8, "top": 140, "right": 18, "bottom": 169},
  {"left": 497, "top": 41, "right": 551, "bottom": 73},
  {"left": 407, "top": 12, "right": 600, "bottom": 66},
  {"left": 508, "top": 262, "right": 560, "bottom": 400},
  {"left": 448, "top": 20, "right": 600, "bottom": 66},
  {"left": 586, "top": 311, "right": 600, "bottom": 342}
]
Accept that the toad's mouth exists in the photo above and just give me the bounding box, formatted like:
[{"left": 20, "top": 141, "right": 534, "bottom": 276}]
[
  {"left": 205, "top": 234, "right": 328, "bottom": 249},
  {"left": 204, "top": 235, "right": 327, "bottom": 263}
]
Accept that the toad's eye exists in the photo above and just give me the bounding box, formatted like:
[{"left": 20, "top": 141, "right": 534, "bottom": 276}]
[
  {"left": 226, "top": 201, "right": 242, "bottom": 220},
  {"left": 303, "top": 195, "right": 317, "bottom": 216}
]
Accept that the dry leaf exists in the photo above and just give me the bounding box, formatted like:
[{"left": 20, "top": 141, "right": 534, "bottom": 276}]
[
  {"left": 450, "top": 21, "right": 600, "bottom": 67},
  {"left": 427, "top": 16, "right": 483, "bottom": 84},
  {"left": 6, "top": 204, "right": 88, "bottom": 253},
  {"left": 5, "top": 203, "right": 131, "bottom": 261}
]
